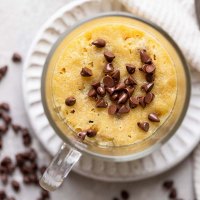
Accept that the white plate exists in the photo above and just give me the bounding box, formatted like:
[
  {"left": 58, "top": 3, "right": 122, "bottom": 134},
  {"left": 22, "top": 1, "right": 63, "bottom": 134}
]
[{"left": 22, "top": 0, "right": 200, "bottom": 182}]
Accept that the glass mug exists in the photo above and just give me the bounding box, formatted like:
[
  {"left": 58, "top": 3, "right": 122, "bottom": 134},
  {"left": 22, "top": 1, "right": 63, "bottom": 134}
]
[{"left": 40, "top": 12, "right": 191, "bottom": 191}]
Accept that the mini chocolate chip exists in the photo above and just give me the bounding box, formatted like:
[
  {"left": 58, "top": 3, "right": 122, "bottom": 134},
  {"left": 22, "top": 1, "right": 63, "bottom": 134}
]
[
  {"left": 104, "top": 51, "right": 115, "bottom": 62},
  {"left": 121, "top": 190, "right": 130, "bottom": 200},
  {"left": 11, "top": 180, "right": 20, "bottom": 192},
  {"left": 0, "top": 190, "right": 7, "bottom": 200},
  {"left": 65, "top": 96, "right": 76, "bottom": 106},
  {"left": 97, "top": 86, "right": 106, "bottom": 97},
  {"left": 137, "top": 122, "right": 149, "bottom": 132},
  {"left": 115, "top": 82, "right": 126, "bottom": 91},
  {"left": 41, "top": 189, "right": 50, "bottom": 199},
  {"left": 88, "top": 88, "right": 97, "bottom": 98},
  {"left": 91, "top": 81, "right": 100, "bottom": 89},
  {"left": 0, "top": 103, "right": 10, "bottom": 112},
  {"left": 124, "top": 76, "right": 137, "bottom": 86},
  {"left": 106, "top": 87, "right": 115, "bottom": 95},
  {"left": 80, "top": 67, "right": 92, "bottom": 77},
  {"left": 108, "top": 104, "right": 118, "bottom": 115},
  {"left": 0, "top": 125, "right": 8, "bottom": 134},
  {"left": 1, "top": 157, "right": 12, "bottom": 167},
  {"left": 0, "top": 66, "right": 8, "bottom": 76},
  {"left": 129, "top": 97, "right": 139, "bottom": 108},
  {"left": 103, "top": 75, "right": 115, "bottom": 87},
  {"left": 86, "top": 129, "right": 97, "bottom": 137},
  {"left": 126, "top": 64, "right": 136, "bottom": 74},
  {"left": 89, "top": 120, "right": 94, "bottom": 123},
  {"left": 23, "top": 176, "right": 31, "bottom": 184},
  {"left": 12, "top": 53, "right": 22, "bottom": 63},
  {"left": 11, "top": 124, "right": 21, "bottom": 133},
  {"left": 111, "top": 70, "right": 120, "bottom": 83},
  {"left": 145, "top": 64, "right": 155, "bottom": 74},
  {"left": 2, "top": 113, "right": 12, "bottom": 124},
  {"left": 118, "top": 105, "right": 130, "bottom": 114},
  {"left": 137, "top": 96, "right": 146, "bottom": 108},
  {"left": 104, "top": 63, "right": 114, "bottom": 74},
  {"left": 110, "top": 92, "right": 119, "bottom": 101},
  {"left": 117, "top": 93, "right": 128, "bottom": 104},
  {"left": 1, "top": 174, "right": 8, "bottom": 185},
  {"left": 92, "top": 39, "right": 106, "bottom": 48},
  {"left": 140, "top": 49, "right": 152, "bottom": 64},
  {"left": 146, "top": 73, "right": 155, "bottom": 82},
  {"left": 144, "top": 93, "right": 155, "bottom": 104},
  {"left": 124, "top": 86, "right": 135, "bottom": 97},
  {"left": 96, "top": 99, "right": 108, "bottom": 108},
  {"left": 141, "top": 82, "right": 154, "bottom": 93},
  {"left": 148, "top": 113, "right": 160, "bottom": 122},
  {"left": 22, "top": 132, "right": 32, "bottom": 147},
  {"left": 169, "top": 188, "right": 177, "bottom": 199},
  {"left": 77, "top": 131, "right": 87, "bottom": 140},
  {"left": 163, "top": 180, "right": 174, "bottom": 190},
  {"left": 70, "top": 109, "right": 75, "bottom": 114}
]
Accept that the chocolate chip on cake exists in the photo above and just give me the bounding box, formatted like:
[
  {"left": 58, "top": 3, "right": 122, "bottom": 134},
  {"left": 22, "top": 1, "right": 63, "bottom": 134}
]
[
  {"left": 104, "top": 63, "right": 114, "bottom": 74},
  {"left": 145, "top": 64, "right": 156, "bottom": 74},
  {"left": 141, "top": 82, "right": 154, "bottom": 93},
  {"left": 96, "top": 98, "right": 108, "bottom": 108},
  {"left": 92, "top": 39, "right": 106, "bottom": 48},
  {"left": 144, "top": 93, "right": 155, "bottom": 104},
  {"left": 124, "top": 76, "right": 137, "bottom": 86},
  {"left": 140, "top": 49, "right": 152, "bottom": 64},
  {"left": 108, "top": 104, "right": 118, "bottom": 115},
  {"left": 12, "top": 53, "right": 22, "bottom": 63},
  {"left": 80, "top": 67, "right": 93, "bottom": 77},
  {"left": 104, "top": 51, "right": 115, "bottom": 62},
  {"left": 126, "top": 64, "right": 136, "bottom": 74},
  {"left": 106, "top": 87, "right": 115, "bottom": 95},
  {"left": 137, "top": 122, "right": 149, "bottom": 132},
  {"left": 137, "top": 96, "right": 146, "bottom": 108},
  {"left": 91, "top": 81, "right": 100, "bottom": 89},
  {"left": 111, "top": 70, "right": 120, "bottom": 83},
  {"left": 117, "top": 93, "right": 128, "bottom": 104},
  {"left": 118, "top": 105, "right": 130, "bottom": 114},
  {"left": 129, "top": 97, "right": 139, "bottom": 108},
  {"left": 124, "top": 86, "right": 135, "bottom": 97},
  {"left": 148, "top": 113, "right": 160, "bottom": 122},
  {"left": 88, "top": 88, "right": 97, "bottom": 98},
  {"left": 115, "top": 82, "right": 126, "bottom": 91},
  {"left": 97, "top": 86, "right": 106, "bottom": 97},
  {"left": 146, "top": 73, "right": 155, "bottom": 82},
  {"left": 103, "top": 75, "right": 115, "bottom": 87},
  {"left": 65, "top": 96, "right": 76, "bottom": 106},
  {"left": 110, "top": 92, "right": 119, "bottom": 101},
  {"left": 86, "top": 129, "right": 97, "bottom": 137},
  {"left": 77, "top": 131, "right": 87, "bottom": 140}
]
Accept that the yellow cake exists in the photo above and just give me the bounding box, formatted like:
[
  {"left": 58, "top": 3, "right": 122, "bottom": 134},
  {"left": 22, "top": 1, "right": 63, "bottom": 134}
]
[{"left": 52, "top": 23, "right": 177, "bottom": 146}]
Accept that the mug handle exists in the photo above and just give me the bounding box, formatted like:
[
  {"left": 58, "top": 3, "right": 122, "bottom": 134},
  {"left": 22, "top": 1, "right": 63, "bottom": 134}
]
[{"left": 39, "top": 143, "right": 82, "bottom": 191}]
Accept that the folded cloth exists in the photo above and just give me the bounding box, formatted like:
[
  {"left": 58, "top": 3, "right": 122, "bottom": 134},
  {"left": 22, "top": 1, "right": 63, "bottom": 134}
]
[{"left": 119, "top": 0, "right": 200, "bottom": 72}]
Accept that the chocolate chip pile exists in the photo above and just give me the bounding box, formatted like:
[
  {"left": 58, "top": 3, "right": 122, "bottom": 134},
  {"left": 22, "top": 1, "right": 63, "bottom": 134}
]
[
  {"left": 0, "top": 53, "right": 50, "bottom": 200},
  {"left": 65, "top": 39, "right": 161, "bottom": 140}
]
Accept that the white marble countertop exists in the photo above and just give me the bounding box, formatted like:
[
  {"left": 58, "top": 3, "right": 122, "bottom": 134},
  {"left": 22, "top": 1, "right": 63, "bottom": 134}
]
[{"left": 0, "top": 0, "right": 195, "bottom": 199}]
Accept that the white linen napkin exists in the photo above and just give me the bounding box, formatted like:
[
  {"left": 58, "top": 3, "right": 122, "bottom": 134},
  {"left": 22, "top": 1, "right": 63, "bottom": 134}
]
[{"left": 119, "top": 0, "right": 200, "bottom": 71}]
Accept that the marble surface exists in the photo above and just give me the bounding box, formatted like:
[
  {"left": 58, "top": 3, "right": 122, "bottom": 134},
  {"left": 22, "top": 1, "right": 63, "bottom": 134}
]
[{"left": 0, "top": 0, "right": 195, "bottom": 199}]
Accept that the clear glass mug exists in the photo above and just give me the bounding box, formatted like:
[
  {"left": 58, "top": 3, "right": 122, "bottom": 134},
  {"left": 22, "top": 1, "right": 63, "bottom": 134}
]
[{"left": 40, "top": 12, "right": 191, "bottom": 191}]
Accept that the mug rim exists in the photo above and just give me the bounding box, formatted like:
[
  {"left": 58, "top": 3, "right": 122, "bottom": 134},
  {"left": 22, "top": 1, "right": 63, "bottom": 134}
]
[{"left": 41, "top": 11, "right": 191, "bottom": 162}]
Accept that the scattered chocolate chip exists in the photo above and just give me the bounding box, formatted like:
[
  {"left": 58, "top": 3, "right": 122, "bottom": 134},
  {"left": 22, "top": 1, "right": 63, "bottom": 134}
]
[
  {"left": 140, "top": 49, "right": 152, "bottom": 64},
  {"left": 96, "top": 98, "right": 108, "bottom": 108},
  {"left": 1, "top": 157, "right": 12, "bottom": 167},
  {"left": 105, "top": 87, "right": 115, "bottom": 95},
  {"left": 39, "top": 166, "right": 47, "bottom": 175},
  {"left": 23, "top": 176, "right": 31, "bottom": 184},
  {"left": 0, "top": 125, "right": 8, "bottom": 135},
  {"left": 110, "top": 92, "right": 119, "bottom": 101},
  {"left": 104, "top": 63, "right": 114, "bottom": 74},
  {"left": 41, "top": 189, "right": 50, "bottom": 199},
  {"left": 11, "top": 180, "right": 20, "bottom": 192},
  {"left": 145, "top": 64, "right": 156, "bottom": 74},
  {"left": 92, "top": 39, "right": 106, "bottom": 48},
  {"left": 146, "top": 73, "right": 155, "bottom": 82},
  {"left": 0, "top": 103, "right": 10, "bottom": 112},
  {"left": 12, "top": 53, "right": 22, "bottom": 63},
  {"left": 124, "top": 76, "right": 137, "bottom": 86},
  {"left": 11, "top": 124, "right": 21, "bottom": 133},
  {"left": 108, "top": 104, "right": 118, "bottom": 115},
  {"left": 111, "top": 70, "right": 120, "bottom": 83},
  {"left": 115, "top": 82, "right": 126, "bottom": 91},
  {"left": 104, "top": 51, "right": 115, "bottom": 62},
  {"left": 97, "top": 86, "right": 106, "bottom": 97},
  {"left": 77, "top": 131, "right": 87, "bottom": 140},
  {"left": 137, "top": 96, "right": 146, "bottom": 108},
  {"left": 1, "top": 113, "right": 12, "bottom": 124},
  {"left": 89, "top": 120, "right": 94, "bottom": 123},
  {"left": 117, "top": 93, "right": 128, "bottom": 104},
  {"left": 86, "top": 129, "right": 97, "bottom": 137},
  {"left": 103, "top": 75, "right": 115, "bottom": 87},
  {"left": 141, "top": 82, "right": 154, "bottom": 93},
  {"left": 80, "top": 67, "right": 93, "bottom": 77},
  {"left": 121, "top": 190, "right": 130, "bottom": 200},
  {"left": 91, "top": 81, "right": 100, "bottom": 89},
  {"left": 126, "top": 64, "right": 136, "bottom": 74},
  {"left": 163, "top": 180, "right": 174, "bottom": 190},
  {"left": 129, "top": 97, "right": 139, "bottom": 108},
  {"left": 118, "top": 105, "right": 130, "bottom": 114},
  {"left": 0, "top": 66, "right": 8, "bottom": 77},
  {"left": 70, "top": 110, "right": 75, "bottom": 114},
  {"left": 124, "top": 86, "right": 135, "bottom": 97},
  {"left": 169, "top": 188, "right": 177, "bottom": 199},
  {"left": 144, "top": 93, "right": 155, "bottom": 104},
  {"left": 65, "top": 96, "right": 76, "bottom": 106},
  {"left": 137, "top": 122, "right": 149, "bottom": 132},
  {"left": 88, "top": 88, "right": 97, "bottom": 98},
  {"left": 0, "top": 190, "right": 7, "bottom": 200},
  {"left": 1, "top": 174, "right": 8, "bottom": 185},
  {"left": 22, "top": 132, "right": 32, "bottom": 147}
]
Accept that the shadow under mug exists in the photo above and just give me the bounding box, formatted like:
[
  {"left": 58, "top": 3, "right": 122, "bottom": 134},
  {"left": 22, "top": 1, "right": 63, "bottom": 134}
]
[{"left": 40, "top": 12, "right": 191, "bottom": 191}]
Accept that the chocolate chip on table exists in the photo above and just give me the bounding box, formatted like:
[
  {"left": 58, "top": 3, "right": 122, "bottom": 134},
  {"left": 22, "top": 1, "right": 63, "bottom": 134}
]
[
  {"left": 0, "top": 66, "right": 8, "bottom": 77},
  {"left": 22, "top": 132, "right": 32, "bottom": 147},
  {"left": 65, "top": 96, "right": 76, "bottom": 106},
  {"left": 103, "top": 75, "right": 115, "bottom": 87},
  {"left": 1, "top": 174, "right": 8, "bottom": 185},
  {"left": 39, "top": 165, "right": 47, "bottom": 175},
  {"left": 97, "top": 86, "right": 106, "bottom": 97},
  {"left": 124, "top": 76, "right": 137, "bottom": 86},
  {"left": 0, "top": 103, "right": 10, "bottom": 112},
  {"left": 115, "top": 82, "right": 126, "bottom": 91},
  {"left": 0, "top": 124, "right": 8, "bottom": 135},
  {"left": 126, "top": 64, "right": 136, "bottom": 74},
  {"left": 104, "top": 51, "right": 115, "bottom": 62},
  {"left": 96, "top": 98, "right": 108, "bottom": 108},
  {"left": 77, "top": 131, "right": 87, "bottom": 140},
  {"left": 138, "top": 96, "right": 146, "bottom": 108},
  {"left": 12, "top": 53, "right": 22, "bottom": 63},
  {"left": 91, "top": 81, "right": 100, "bottom": 89},
  {"left": 80, "top": 67, "right": 93, "bottom": 77},
  {"left": 124, "top": 86, "right": 135, "bottom": 97},
  {"left": 144, "top": 92, "right": 155, "bottom": 104},
  {"left": 12, "top": 124, "right": 21, "bottom": 133},
  {"left": 121, "top": 190, "right": 130, "bottom": 200},
  {"left": 106, "top": 87, "right": 115, "bottom": 95},
  {"left": 92, "top": 39, "right": 106, "bottom": 48},
  {"left": 86, "top": 129, "right": 97, "bottom": 137},
  {"left": 41, "top": 189, "right": 50, "bottom": 199},
  {"left": 140, "top": 49, "right": 152, "bottom": 64},
  {"left": 0, "top": 190, "right": 7, "bottom": 200},
  {"left": 11, "top": 180, "right": 20, "bottom": 192},
  {"left": 169, "top": 188, "right": 177, "bottom": 199},
  {"left": 1, "top": 113, "right": 12, "bottom": 124},
  {"left": 111, "top": 70, "right": 120, "bottom": 83},
  {"left": 117, "top": 93, "right": 128, "bottom": 104},
  {"left": 88, "top": 88, "right": 97, "bottom": 98},
  {"left": 146, "top": 73, "right": 155, "bottom": 82},
  {"left": 104, "top": 63, "right": 114, "bottom": 74},
  {"left": 129, "top": 97, "right": 139, "bottom": 108},
  {"left": 141, "top": 82, "right": 154, "bottom": 93},
  {"left": 137, "top": 122, "right": 149, "bottom": 132},
  {"left": 118, "top": 105, "right": 130, "bottom": 114},
  {"left": 108, "top": 104, "right": 118, "bottom": 115},
  {"left": 163, "top": 180, "right": 174, "bottom": 190}
]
